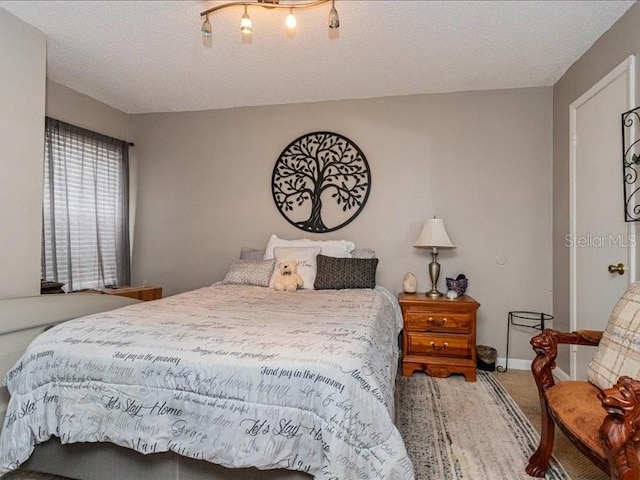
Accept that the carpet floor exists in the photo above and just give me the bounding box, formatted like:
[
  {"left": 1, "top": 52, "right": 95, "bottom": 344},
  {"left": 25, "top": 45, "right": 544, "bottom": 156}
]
[
  {"left": 396, "top": 371, "right": 568, "bottom": 480},
  {"left": 496, "top": 369, "right": 607, "bottom": 480},
  {"left": 1, "top": 370, "right": 604, "bottom": 480}
]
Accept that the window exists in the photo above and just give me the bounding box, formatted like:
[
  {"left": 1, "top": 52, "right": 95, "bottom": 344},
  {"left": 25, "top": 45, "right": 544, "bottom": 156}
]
[{"left": 42, "top": 117, "right": 130, "bottom": 292}]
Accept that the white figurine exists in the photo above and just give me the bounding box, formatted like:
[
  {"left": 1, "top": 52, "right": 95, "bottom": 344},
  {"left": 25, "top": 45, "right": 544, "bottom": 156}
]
[{"left": 403, "top": 272, "right": 417, "bottom": 293}]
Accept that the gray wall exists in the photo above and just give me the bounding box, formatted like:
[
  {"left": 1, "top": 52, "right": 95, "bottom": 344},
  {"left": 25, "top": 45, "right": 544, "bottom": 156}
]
[
  {"left": 45, "top": 79, "right": 136, "bottom": 256},
  {"left": 0, "top": 9, "right": 46, "bottom": 299},
  {"left": 553, "top": 2, "right": 640, "bottom": 372},
  {"left": 131, "top": 87, "right": 553, "bottom": 362},
  {"left": 46, "top": 79, "right": 131, "bottom": 142},
  {"left": 0, "top": 24, "right": 130, "bottom": 301}
]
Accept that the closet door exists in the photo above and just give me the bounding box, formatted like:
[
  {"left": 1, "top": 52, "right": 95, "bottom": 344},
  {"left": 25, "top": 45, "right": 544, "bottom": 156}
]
[{"left": 570, "top": 56, "right": 636, "bottom": 380}]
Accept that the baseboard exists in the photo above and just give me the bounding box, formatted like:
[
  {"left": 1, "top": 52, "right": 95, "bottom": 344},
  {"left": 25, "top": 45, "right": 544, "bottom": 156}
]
[
  {"left": 552, "top": 366, "right": 570, "bottom": 382},
  {"left": 494, "top": 357, "right": 572, "bottom": 382},
  {"left": 496, "top": 357, "right": 531, "bottom": 371}
]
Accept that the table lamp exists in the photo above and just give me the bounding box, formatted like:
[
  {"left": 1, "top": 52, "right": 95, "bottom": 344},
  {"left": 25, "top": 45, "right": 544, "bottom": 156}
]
[{"left": 414, "top": 218, "right": 455, "bottom": 298}]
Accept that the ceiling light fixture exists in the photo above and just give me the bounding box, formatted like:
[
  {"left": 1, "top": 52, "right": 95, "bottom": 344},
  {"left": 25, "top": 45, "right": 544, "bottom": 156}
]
[
  {"left": 285, "top": 8, "right": 297, "bottom": 31},
  {"left": 201, "top": 13, "right": 212, "bottom": 37},
  {"left": 240, "top": 4, "right": 253, "bottom": 34},
  {"left": 328, "top": 0, "right": 339, "bottom": 29},
  {"left": 200, "top": 0, "right": 340, "bottom": 39}
]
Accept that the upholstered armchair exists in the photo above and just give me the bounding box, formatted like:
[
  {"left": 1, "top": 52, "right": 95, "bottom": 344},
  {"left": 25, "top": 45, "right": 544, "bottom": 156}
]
[{"left": 526, "top": 283, "right": 640, "bottom": 480}]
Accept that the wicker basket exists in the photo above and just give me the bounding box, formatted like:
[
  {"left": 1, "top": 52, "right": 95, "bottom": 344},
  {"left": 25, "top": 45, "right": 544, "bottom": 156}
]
[{"left": 476, "top": 345, "right": 497, "bottom": 372}]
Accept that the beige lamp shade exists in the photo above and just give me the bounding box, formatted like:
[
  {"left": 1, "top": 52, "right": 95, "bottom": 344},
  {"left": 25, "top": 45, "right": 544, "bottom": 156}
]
[{"left": 414, "top": 218, "right": 455, "bottom": 249}]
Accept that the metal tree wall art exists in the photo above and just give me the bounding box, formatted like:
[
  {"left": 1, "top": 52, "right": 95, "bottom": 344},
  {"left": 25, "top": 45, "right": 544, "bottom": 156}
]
[
  {"left": 622, "top": 106, "right": 640, "bottom": 221},
  {"left": 272, "top": 131, "right": 371, "bottom": 233}
]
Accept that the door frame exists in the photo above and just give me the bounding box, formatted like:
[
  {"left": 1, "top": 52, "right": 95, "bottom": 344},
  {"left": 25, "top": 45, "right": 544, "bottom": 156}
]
[{"left": 569, "top": 55, "right": 636, "bottom": 380}]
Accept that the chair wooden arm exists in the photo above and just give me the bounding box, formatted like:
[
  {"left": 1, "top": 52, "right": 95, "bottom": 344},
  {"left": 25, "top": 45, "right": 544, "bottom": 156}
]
[
  {"left": 599, "top": 376, "right": 640, "bottom": 480},
  {"left": 530, "top": 329, "right": 603, "bottom": 394},
  {"left": 526, "top": 328, "right": 605, "bottom": 477}
]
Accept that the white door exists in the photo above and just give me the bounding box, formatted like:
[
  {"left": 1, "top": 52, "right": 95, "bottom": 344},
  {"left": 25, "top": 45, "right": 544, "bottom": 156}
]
[{"left": 570, "top": 56, "right": 636, "bottom": 380}]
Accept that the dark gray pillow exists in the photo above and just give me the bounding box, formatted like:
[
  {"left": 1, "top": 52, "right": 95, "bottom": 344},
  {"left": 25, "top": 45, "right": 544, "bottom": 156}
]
[{"left": 314, "top": 255, "right": 379, "bottom": 290}]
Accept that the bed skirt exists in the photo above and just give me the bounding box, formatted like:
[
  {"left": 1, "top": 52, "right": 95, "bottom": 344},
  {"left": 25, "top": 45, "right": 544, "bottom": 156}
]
[{"left": 25, "top": 439, "right": 312, "bottom": 480}]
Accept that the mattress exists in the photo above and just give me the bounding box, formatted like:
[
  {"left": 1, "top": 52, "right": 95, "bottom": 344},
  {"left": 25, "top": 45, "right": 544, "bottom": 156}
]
[{"left": 0, "top": 285, "right": 414, "bottom": 479}]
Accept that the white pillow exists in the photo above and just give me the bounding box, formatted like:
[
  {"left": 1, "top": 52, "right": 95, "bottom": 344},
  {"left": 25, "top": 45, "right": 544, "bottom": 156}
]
[
  {"left": 263, "top": 234, "right": 355, "bottom": 260},
  {"left": 269, "top": 246, "right": 322, "bottom": 290}
]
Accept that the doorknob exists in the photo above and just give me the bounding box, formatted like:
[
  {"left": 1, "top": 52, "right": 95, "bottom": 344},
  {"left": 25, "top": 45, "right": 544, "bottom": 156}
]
[{"left": 608, "top": 263, "right": 626, "bottom": 275}]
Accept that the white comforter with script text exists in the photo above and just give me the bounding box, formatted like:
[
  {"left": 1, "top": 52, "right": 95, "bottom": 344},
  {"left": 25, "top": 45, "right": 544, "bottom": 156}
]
[{"left": 0, "top": 285, "right": 413, "bottom": 479}]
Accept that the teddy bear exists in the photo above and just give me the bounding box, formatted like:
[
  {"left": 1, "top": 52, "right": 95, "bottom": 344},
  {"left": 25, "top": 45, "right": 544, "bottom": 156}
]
[{"left": 273, "top": 259, "right": 304, "bottom": 292}]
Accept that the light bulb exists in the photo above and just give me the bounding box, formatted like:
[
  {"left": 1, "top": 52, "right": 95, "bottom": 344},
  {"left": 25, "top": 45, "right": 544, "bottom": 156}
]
[
  {"left": 201, "top": 14, "right": 212, "bottom": 37},
  {"left": 285, "top": 9, "right": 297, "bottom": 31},
  {"left": 328, "top": 0, "right": 339, "bottom": 29},
  {"left": 241, "top": 6, "right": 252, "bottom": 34}
]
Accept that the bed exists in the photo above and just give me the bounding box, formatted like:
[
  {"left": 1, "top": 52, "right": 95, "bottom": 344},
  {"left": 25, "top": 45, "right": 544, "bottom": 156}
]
[{"left": 0, "top": 283, "right": 414, "bottom": 479}]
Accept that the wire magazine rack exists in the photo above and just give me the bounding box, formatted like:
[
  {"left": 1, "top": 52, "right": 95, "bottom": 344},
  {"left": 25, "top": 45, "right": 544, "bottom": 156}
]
[{"left": 497, "top": 310, "right": 553, "bottom": 373}]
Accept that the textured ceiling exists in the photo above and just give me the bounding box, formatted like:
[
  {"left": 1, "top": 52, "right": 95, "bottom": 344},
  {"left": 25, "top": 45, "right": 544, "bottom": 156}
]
[{"left": 0, "top": 0, "right": 635, "bottom": 114}]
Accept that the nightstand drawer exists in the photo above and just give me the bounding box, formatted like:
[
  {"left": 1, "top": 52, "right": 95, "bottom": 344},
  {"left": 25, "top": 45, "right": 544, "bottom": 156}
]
[
  {"left": 406, "top": 332, "right": 472, "bottom": 358},
  {"left": 404, "top": 312, "right": 471, "bottom": 333}
]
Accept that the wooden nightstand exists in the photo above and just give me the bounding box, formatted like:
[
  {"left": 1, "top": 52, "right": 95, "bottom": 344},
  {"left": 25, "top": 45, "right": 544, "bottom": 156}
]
[
  {"left": 96, "top": 285, "right": 162, "bottom": 302},
  {"left": 398, "top": 293, "right": 480, "bottom": 382}
]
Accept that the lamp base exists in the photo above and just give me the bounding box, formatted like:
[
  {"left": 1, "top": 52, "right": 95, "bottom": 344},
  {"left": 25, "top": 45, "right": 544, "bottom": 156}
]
[
  {"left": 427, "top": 249, "right": 442, "bottom": 299},
  {"left": 425, "top": 289, "right": 443, "bottom": 298}
]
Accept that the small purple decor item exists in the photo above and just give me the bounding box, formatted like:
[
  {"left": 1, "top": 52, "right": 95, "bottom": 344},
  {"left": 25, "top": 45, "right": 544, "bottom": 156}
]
[{"left": 446, "top": 274, "right": 468, "bottom": 296}]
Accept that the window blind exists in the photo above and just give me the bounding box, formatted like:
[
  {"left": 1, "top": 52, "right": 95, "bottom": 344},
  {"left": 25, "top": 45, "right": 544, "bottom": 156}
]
[{"left": 42, "top": 118, "right": 130, "bottom": 292}]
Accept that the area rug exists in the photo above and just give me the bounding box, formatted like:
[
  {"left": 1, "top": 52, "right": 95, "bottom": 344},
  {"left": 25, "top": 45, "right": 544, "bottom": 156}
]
[{"left": 396, "top": 370, "right": 569, "bottom": 479}]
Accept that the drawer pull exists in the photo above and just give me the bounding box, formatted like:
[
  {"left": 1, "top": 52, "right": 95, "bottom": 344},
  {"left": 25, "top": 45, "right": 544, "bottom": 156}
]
[
  {"left": 429, "top": 341, "right": 449, "bottom": 351},
  {"left": 428, "top": 317, "right": 448, "bottom": 327}
]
